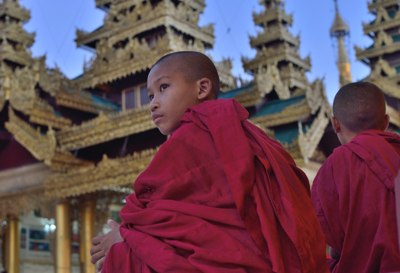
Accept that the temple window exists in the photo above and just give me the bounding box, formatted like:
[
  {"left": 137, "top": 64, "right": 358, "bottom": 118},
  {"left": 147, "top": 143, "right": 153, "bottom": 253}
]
[{"left": 122, "top": 84, "right": 149, "bottom": 110}]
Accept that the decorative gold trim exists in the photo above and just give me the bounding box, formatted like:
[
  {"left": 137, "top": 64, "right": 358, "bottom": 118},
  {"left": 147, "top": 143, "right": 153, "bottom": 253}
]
[
  {"left": 57, "top": 106, "right": 155, "bottom": 150},
  {"left": 5, "top": 107, "right": 56, "bottom": 164},
  {"left": 298, "top": 106, "right": 330, "bottom": 163},
  {"left": 251, "top": 99, "right": 311, "bottom": 127},
  {"left": 45, "top": 149, "right": 157, "bottom": 199}
]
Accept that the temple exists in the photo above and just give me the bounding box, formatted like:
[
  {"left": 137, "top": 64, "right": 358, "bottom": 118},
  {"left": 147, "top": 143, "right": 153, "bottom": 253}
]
[
  {"left": 355, "top": 0, "right": 400, "bottom": 130},
  {"left": 0, "top": 0, "right": 381, "bottom": 272}
]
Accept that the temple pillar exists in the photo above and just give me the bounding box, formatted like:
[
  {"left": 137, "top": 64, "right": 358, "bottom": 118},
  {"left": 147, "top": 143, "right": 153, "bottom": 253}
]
[
  {"left": 80, "top": 198, "right": 96, "bottom": 273},
  {"left": 4, "top": 214, "right": 20, "bottom": 273},
  {"left": 55, "top": 200, "right": 71, "bottom": 273}
]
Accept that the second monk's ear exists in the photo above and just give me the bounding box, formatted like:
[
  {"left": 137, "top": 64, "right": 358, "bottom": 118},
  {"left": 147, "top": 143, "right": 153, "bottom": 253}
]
[
  {"left": 331, "top": 116, "right": 341, "bottom": 134},
  {"left": 197, "top": 78, "right": 212, "bottom": 100}
]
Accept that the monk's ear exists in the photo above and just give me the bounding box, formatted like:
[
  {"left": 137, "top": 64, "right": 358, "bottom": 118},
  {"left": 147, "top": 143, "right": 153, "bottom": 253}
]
[
  {"left": 197, "top": 78, "right": 212, "bottom": 100},
  {"left": 384, "top": 114, "right": 390, "bottom": 130},
  {"left": 331, "top": 116, "right": 341, "bottom": 134}
]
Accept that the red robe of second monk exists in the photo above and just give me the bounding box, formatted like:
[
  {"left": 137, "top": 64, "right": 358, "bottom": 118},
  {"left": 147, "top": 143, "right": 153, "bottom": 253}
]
[
  {"left": 102, "top": 99, "right": 328, "bottom": 273},
  {"left": 312, "top": 130, "right": 400, "bottom": 273}
]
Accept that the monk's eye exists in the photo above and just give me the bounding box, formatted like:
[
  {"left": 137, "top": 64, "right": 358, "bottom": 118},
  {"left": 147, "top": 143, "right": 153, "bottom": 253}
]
[
  {"left": 148, "top": 94, "right": 154, "bottom": 100},
  {"left": 160, "top": 84, "right": 169, "bottom": 92}
]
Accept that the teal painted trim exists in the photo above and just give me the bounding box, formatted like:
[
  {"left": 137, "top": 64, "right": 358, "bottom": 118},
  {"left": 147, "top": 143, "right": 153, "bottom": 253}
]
[
  {"left": 218, "top": 82, "right": 254, "bottom": 99},
  {"left": 91, "top": 94, "right": 121, "bottom": 111},
  {"left": 253, "top": 95, "right": 305, "bottom": 118}
]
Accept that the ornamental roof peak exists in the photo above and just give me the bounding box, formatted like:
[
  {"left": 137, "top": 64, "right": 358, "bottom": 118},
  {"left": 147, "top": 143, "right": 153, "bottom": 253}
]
[{"left": 330, "top": 0, "right": 350, "bottom": 37}]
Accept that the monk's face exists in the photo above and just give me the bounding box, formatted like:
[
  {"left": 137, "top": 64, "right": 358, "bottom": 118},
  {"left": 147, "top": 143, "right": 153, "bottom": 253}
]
[{"left": 147, "top": 60, "right": 200, "bottom": 135}]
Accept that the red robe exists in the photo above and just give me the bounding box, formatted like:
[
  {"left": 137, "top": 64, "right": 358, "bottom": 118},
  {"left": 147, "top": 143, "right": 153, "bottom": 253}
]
[
  {"left": 312, "top": 130, "right": 400, "bottom": 273},
  {"left": 103, "top": 99, "right": 328, "bottom": 273}
]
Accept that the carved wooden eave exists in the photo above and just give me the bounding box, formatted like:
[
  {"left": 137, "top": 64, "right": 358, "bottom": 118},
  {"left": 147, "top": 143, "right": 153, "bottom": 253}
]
[
  {"left": 215, "top": 59, "right": 236, "bottom": 91},
  {"left": 280, "top": 64, "right": 309, "bottom": 90},
  {"left": 0, "top": 1, "right": 30, "bottom": 22},
  {"left": 0, "top": 163, "right": 51, "bottom": 220},
  {"left": 7, "top": 66, "right": 73, "bottom": 129},
  {"left": 75, "top": 50, "right": 161, "bottom": 89},
  {"left": 255, "top": 64, "right": 290, "bottom": 99},
  {"left": 76, "top": 28, "right": 210, "bottom": 89},
  {"left": 298, "top": 105, "right": 330, "bottom": 163},
  {"left": 55, "top": 90, "right": 118, "bottom": 114},
  {"left": 370, "top": 77, "right": 400, "bottom": 99},
  {"left": 5, "top": 107, "right": 56, "bottom": 164},
  {"left": 49, "top": 150, "right": 93, "bottom": 172},
  {"left": 363, "top": 7, "right": 400, "bottom": 33},
  {"left": 44, "top": 149, "right": 157, "bottom": 199},
  {"left": 236, "top": 88, "right": 261, "bottom": 107},
  {"left": 253, "top": 8, "right": 293, "bottom": 26},
  {"left": 306, "top": 79, "right": 331, "bottom": 115},
  {"left": 57, "top": 106, "right": 154, "bottom": 150},
  {"left": 0, "top": 22, "right": 35, "bottom": 47},
  {"left": 251, "top": 98, "right": 311, "bottom": 128},
  {"left": 250, "top": 25, "right": 299, "bottom": 48},
  {"left": 243, "top": 47, "right": 311, "bottom": 74},
  {"left": 368, "top": 0, "right": 399, "bottom": 10},
  {"left": 0, "top": 42, "right": 32, "bottom": 66},
  {"left": 28, "top": 101, "right": 72, "bottom": 129},
  {"left": 355, "top": 38, "right": 400, "bottom": 61},
  {"left": 366, "top": 60, "right": 400, "bottom": 99},
  {"left": 76, "top": 3, "right": 213, "bottom": 49}
]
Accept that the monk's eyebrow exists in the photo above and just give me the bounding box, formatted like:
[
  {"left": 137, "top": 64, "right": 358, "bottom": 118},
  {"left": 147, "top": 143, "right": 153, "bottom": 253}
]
[{"left": 154, "top": 75, "right": 170, "bottom": 83}]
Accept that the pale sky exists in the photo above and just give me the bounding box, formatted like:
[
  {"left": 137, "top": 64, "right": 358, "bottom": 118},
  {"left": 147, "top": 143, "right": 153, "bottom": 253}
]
[{"left": 19, "top": 0, "right": 372, "bottom": 103}]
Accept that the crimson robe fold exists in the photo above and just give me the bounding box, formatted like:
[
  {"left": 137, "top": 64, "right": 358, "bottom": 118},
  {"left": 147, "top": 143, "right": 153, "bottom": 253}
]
[
  {"left": 102, "top": 99, "right": 328, "bottom": 273},
  {"left": 312, "top": 130, "right": 400, "bottom": 273}
]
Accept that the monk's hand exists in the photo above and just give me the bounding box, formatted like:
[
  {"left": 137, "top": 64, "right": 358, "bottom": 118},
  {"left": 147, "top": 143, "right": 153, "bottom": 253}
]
[{"left": 90, "top": 219, "right": 123, "bottom": 266}]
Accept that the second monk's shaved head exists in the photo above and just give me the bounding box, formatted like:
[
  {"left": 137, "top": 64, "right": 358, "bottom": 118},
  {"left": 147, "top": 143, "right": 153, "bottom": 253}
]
[{"left": 333, "top": 82, "right": 387, "bottom": 133}]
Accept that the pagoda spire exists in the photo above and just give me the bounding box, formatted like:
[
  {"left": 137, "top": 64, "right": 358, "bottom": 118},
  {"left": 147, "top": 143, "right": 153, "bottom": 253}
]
[
  {"left": 330, "top": 0, "right": 352, "bottom": 86},
  {"left": 243, "top": 0, "right": 311, "bottom": 99}
]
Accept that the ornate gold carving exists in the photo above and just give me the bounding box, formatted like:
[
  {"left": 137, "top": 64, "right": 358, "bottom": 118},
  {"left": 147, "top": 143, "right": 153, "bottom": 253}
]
[
  {"left": 45, "top": 149, "right": 157, "bottom": 199},
  {"left": 253, "top": 8, "right": 293, "bottom": 26},
  {"left": 215, "top": 59, "right": 236, "bottom": 91},
  {"left": 57, "top": 106, "right": 155, "bottom": 150},
  {"left": 0, "top": 0, "right": 30, "bottom": 23},
  {"left": 5, "top": 107, "right": 56, "bottom": 164},
  {"left": 235, "top": 87, "right": 261, "bottom": 107},
  {"left": 250, "top": 24, "right": 298, "bottom": 49},
  {"left": 8, "top": 67, "right": 36, "bottom": 112},
  {"left": 0, "top": 22, "right": 35, "bottom": 47},
  {"left": 371, "top": 58, "right": 397, "bottom": 78},
  {"left": 298, "top": 106, "right": 330, "bottom": 163},
  {"left": 256, "top": 63, "right": 290, "bottom": 99},
  {"left": 251, "top": 99, "right": 311, "bottom": 127},
  {"left": 243, "top": 43, "right": 311, "bottom": 74},
  {"left": 306, "top": 79, "right": 330, "bottom": 115}
]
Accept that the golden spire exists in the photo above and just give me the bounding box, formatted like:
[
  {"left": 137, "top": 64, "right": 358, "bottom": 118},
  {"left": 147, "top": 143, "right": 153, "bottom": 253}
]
[{"left": 330, "top": 0, "right": 352, "bottom": 86}]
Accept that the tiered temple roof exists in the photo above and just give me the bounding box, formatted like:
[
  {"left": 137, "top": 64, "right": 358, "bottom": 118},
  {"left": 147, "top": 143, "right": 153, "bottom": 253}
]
[
  {"left": 355, "top": 0, "right": 400, "bottom": 129},
  {"left": 237, "top": 0, "right": 333, "bottom": 168}
]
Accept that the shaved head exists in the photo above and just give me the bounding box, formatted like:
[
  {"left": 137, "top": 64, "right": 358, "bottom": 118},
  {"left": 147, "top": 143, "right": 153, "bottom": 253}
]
[
  {"left": 333, "top": 82, "right": 387, "bottom": 133},
  {"left": 152, "top": 51, "right": 220, "bottom": 98}
]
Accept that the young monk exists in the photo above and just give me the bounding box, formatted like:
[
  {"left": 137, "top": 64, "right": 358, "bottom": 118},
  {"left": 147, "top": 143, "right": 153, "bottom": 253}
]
[
  {"left": 91, "top": 51, "right": 328, "bottom": 273},
  {"left": 311, "top": 81, "right": 400, "bottom": 273}
]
